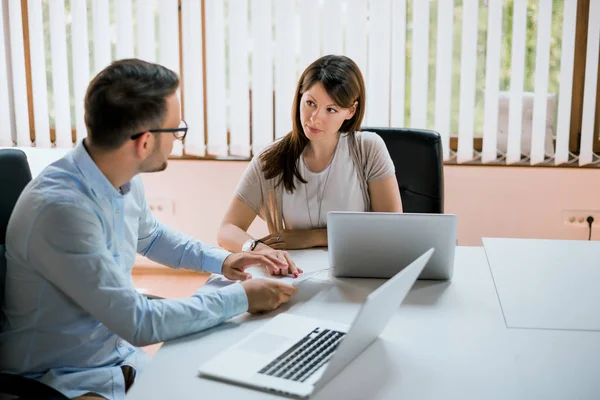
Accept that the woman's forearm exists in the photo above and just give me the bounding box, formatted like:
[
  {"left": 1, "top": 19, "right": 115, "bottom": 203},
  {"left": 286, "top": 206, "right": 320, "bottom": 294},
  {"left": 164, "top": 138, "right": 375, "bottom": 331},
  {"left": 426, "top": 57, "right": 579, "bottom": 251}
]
[
  {"left": 217, "top": 223, "right": 255, "bottom": 252},
  {"left": 218, "top": 226, "right": 328, "bottom": 252},
  {"left": 311, "top": 229, "right": 328, "bottom": 247},
  {"left": 256, "top": 228, "right": 328, "bottom": 250}
]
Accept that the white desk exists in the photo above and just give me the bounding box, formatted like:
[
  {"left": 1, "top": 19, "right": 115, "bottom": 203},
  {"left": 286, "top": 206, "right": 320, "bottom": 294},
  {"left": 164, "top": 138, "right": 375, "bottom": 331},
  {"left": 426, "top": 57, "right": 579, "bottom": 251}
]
[{"left": 127, "top": 247, "right": 600, "bottom": 399}]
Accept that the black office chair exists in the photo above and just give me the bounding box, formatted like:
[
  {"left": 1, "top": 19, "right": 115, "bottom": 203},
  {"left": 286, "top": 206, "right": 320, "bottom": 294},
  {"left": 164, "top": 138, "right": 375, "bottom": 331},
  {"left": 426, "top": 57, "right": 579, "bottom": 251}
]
[
  {"left": 363, "top": 127, "right": 444, "bottom": 214},
  {"left": 0, "top": 149, "right": 69, "bottom": 399}
]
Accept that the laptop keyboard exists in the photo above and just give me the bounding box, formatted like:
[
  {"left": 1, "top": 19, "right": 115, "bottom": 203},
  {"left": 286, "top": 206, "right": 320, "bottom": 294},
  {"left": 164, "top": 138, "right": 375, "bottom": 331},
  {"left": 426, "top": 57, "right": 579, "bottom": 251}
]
[{"left": 258, "top": 328, "right": 346, "bottom": 382}]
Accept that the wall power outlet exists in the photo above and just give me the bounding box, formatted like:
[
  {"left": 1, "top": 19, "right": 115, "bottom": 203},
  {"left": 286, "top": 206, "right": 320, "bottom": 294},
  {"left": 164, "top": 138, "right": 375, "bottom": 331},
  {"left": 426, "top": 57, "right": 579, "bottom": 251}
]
[{"left": 562, "top": 210, "right": 600, "bottom": 228}]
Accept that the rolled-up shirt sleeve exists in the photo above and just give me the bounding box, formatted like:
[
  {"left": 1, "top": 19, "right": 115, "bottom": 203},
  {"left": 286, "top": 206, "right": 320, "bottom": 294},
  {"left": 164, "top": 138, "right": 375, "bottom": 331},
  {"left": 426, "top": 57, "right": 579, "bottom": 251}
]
[{"left": 27, "top": 202, "right": 248, "bottom": 347}]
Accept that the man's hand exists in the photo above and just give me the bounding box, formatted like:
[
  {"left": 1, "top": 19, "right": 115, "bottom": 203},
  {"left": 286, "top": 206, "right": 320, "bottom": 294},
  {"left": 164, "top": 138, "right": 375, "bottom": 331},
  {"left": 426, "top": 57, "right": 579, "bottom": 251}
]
[
  {"left": 221, "top": 251, "right": 288, "bottom": 281},
  {"left": 241, "top": 279, "right": 297, "bottom": 313}
]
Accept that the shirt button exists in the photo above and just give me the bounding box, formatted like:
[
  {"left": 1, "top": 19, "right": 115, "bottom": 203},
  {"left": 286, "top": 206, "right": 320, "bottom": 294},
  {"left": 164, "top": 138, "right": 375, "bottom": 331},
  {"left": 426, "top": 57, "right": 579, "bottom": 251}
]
[
  {"left": 119, "top": 245, "right": 124, "bottom": 251},
  {"left": 118, "top": 340, "right": 124, "bottom": 347},
  {"left": 116, "top": 210, "right": 120, "bottom": 215}
]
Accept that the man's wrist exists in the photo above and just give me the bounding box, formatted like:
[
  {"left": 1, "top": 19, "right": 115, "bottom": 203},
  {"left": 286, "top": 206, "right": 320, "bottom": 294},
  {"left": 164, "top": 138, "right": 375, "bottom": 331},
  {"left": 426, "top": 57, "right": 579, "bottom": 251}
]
[
  {"left": 217, "top": 282, "right": 249, "bottom": 317},
  {"left": 205, "top": 247, "right": 232, "bottom": 274}
]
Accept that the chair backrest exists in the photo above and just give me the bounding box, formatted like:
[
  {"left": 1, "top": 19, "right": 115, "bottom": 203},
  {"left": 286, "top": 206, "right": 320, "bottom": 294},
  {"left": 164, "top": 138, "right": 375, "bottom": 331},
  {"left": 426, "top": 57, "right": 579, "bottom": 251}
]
[
  {"left": 363, "top": 127, "right": 444, "bottom": 213},
  {"left": 0, "top": 149, "right": 33, "bottom": 310}
]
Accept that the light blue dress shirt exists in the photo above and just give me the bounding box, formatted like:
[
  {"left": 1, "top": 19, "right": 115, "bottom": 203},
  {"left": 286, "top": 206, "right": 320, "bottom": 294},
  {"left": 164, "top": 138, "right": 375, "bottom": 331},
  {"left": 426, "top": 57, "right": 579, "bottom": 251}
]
[{"left": 0, "top": 142, "right": 249, "bottom": 399}]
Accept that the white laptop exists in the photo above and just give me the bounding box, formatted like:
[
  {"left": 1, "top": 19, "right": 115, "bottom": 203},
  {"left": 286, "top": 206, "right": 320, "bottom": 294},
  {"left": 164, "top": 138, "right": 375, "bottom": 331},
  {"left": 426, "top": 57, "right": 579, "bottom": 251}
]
[
  {"left": 198, "top": 249, "right": 434, "bottom": 399},
  {"left": 328, "top": 212, "right": 457, "bottom": 280}
]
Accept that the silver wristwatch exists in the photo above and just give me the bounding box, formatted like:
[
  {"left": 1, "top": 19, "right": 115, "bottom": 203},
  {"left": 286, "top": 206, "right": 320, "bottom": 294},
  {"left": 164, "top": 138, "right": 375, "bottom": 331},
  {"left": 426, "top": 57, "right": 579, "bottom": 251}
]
[{"left": 242, "top": 238, "right": 262, "bottom": 252}]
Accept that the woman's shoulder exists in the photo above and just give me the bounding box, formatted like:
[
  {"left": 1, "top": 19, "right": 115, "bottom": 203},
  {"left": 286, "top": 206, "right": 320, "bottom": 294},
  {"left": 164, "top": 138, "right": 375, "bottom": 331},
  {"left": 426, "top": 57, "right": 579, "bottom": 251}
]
[
  {"left": 244, "top": 138, "right": 288, "bottom": 186},
  {"left": 250, "top": 138, "right": 283, "bottom": 165},
  {"left": 352, "top": 130, "right": 387, "bottom": 150}
]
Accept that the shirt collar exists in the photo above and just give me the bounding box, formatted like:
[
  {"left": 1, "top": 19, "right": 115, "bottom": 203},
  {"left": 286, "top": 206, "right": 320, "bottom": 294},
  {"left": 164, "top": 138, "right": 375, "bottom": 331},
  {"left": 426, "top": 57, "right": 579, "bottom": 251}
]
[{"left": 72, "top": 140, "right": 132, "bottom": 198}]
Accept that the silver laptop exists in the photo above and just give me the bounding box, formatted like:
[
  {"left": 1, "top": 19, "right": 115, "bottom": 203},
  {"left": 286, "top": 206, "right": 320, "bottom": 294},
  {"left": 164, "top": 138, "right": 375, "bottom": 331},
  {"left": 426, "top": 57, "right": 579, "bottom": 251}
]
[
  {"left": 198, "top": 249, "right": 434, "bottom": 399},
  {"left": 328, "top": 212, "right": 456, "bottom": 280}
]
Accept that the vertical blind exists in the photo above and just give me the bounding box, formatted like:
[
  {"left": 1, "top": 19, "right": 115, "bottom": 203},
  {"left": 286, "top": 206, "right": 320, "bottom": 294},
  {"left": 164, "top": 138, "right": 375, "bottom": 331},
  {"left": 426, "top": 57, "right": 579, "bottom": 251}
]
[{"left": 0, "top": 0, "right": 598, "bottom": 166}]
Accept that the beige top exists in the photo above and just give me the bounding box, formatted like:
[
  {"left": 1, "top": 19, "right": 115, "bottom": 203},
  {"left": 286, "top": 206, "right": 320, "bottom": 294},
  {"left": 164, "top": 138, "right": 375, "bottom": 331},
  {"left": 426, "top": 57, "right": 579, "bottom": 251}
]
[
  {"left": 234, "top": 131, "right": 395, "bottom": 233},
  {"left": 282, "top": 134, "right": 366, "bottom": 229}
]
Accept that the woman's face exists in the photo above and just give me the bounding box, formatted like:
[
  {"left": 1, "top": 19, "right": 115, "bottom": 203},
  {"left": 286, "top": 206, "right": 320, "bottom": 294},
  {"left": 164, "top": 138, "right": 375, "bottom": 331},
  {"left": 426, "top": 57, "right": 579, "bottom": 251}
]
[{"left": 299, "top": 82, "right": 356, "bottom": 143}]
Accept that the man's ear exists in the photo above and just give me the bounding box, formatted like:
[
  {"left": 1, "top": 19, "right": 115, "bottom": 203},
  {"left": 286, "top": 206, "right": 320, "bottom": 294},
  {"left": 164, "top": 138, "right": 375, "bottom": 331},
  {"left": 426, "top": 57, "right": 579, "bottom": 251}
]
[
  {"left": 132, "top": 131, "right": 153, "bottom": 157},
  {"left": 345, "top": 101, "right": 358, "bottom": 120}
]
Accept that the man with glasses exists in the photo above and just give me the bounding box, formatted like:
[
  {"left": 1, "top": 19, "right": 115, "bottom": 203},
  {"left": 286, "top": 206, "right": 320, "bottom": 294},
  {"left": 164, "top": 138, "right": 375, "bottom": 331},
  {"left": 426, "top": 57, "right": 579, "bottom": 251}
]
[
  {"left": 130, "top": 119, "right": 188, "bottom": 146},
  {"left": 0, "top": 59, "right": 297, "bottom": 400}
]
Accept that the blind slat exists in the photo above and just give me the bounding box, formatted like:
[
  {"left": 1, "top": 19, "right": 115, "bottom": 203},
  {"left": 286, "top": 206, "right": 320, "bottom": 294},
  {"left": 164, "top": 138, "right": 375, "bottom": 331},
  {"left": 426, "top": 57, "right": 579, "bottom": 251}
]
[
  {"left": 367, "top": 0, "right": 392, "bottom": 126},
  {"left": 506, "top": 0, "right": 527, "bottom": 164},
  {"left": 1, "top": 0, "right": 592, "bottom": 167},
  {"left": 49, "top": 0, "right": 72, "bottom": 148},
  {"left": 181, "top": 0, "right": 205, "bottom": 156},
  {"left": 92, "top": 0, "right": 111, "bottom": 73},
  {"left": 71, "top": 0, "right": 90, "bottom": 144},
  {"left": 205, "top": 0, "right": 227, "bottom": 156},
  {"left": 433, "top": 0, "right": 453, "bottom": 160},
  {"left": 554, "top": 0, "right": 578, "bottom": 165},
  {"left": 344, "top": 0, "right": 367, "bottom": 79},
  {"left": 579, "top": 0, "right": 600, "bottom": 166},
  {"left": 251, "top": 0, "right": 274, "bottom": 154},
  {"left": 0, "top": 1, "right": 14, "bottom": 146},
  {"left": 275, "top": 0, "right": 296, "bottom": 139},
  {"left": 322, "top": 0, "right": 342, "bottom": 56},
  {"left": 8, "top": 0, "right": 31, "bottom": 146},
  {"left": 482, "top": 0, "right": 503, "bottom": 163},
  {"left": 158, "top": 0, "right": 182, "bottom": 156},
  {"left": 137, "top": 0, "right": 156, "bottom": 63},
  {"left": 390, "top": 0, "right": 406, "bottom": 128},
  {"left": 530, "top": 0, "right": 553, "bottom": 165},
  {"left": 158, "top": 0, "right": 179, "bottom": 74},
  {"left": 115, "top": 0, "right": 134, "bottom": 60},
  {"left": 410, "top": 0, "right": 429, "bottom": 129},
  {"left": 229, "top": 0, "right": 250, "bottom": 157},
  {"left": 299, "top": 0, "right": 319, "bottom": 72},
  {"left": 456, "top": 0, "right": 479, "bottom": 163},
  {"left": 27, "top": 0, "right": 51, "bottom": 148}
]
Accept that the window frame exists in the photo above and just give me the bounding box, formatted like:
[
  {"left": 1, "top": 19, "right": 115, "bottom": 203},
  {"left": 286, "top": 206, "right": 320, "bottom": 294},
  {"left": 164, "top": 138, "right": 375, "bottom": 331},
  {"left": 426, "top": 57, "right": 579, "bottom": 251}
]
[{"left": 18, "top": 0, "right": 598, "bottom": 164}]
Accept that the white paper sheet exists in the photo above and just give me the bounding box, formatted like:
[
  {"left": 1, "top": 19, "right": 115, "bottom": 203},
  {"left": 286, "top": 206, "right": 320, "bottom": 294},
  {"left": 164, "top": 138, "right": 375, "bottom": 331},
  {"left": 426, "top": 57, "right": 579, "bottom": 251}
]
[{"left": 245, "top": 266, "right": 330, "bottom": 287}]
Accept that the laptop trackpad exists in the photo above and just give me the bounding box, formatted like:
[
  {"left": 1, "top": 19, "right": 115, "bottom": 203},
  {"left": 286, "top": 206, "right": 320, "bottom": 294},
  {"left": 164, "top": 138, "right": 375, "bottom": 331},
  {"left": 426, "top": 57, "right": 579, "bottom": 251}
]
[{"left": 238, "top": 332, "right": 289, "bottom": 355}]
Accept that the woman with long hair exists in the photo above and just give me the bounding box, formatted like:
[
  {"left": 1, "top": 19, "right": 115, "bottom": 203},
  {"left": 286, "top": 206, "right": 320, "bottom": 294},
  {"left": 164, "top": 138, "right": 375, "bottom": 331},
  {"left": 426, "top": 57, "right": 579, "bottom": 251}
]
[{"left": 217, "top": 55, "right": 402, "bottom": 276}]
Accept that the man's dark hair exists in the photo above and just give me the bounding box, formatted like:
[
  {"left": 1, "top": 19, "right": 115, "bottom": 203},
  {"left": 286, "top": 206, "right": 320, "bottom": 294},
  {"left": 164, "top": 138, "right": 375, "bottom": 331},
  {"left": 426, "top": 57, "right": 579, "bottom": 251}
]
[{"left": 84, "top": 58, "right": 179, "bottom": 150}]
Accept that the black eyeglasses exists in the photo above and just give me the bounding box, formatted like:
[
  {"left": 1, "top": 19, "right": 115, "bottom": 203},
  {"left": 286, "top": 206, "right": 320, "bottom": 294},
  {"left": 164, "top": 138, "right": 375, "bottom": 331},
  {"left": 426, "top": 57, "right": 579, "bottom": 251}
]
[{"left": 131, "top": 120, "right": 188, "bottom": 141}]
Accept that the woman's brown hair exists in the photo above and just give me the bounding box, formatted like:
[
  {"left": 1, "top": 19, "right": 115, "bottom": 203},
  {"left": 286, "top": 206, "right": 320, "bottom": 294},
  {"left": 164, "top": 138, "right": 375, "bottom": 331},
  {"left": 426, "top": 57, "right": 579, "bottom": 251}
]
[{"left": 260, "top": 55, "right": 366, "bottom": 193}]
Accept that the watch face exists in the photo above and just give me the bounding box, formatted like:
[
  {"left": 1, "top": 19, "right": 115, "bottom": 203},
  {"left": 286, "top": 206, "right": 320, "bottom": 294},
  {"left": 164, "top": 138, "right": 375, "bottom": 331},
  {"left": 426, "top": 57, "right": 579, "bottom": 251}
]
[{"left": 242, "top": 239, "right": 255, "bottom": 252}]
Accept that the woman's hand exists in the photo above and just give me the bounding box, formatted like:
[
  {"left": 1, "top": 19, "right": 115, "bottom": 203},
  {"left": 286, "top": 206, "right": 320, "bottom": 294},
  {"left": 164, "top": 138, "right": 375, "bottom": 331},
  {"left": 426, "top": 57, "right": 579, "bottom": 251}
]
[
  {"left": 221, "top": 251, "right": 287, "bottom": 280},
  {"left": 259, "top": 229, "right": 320, "bottom": 250},
  {"left": 252, "top": 243, "right": 302, "bottom": 277}
]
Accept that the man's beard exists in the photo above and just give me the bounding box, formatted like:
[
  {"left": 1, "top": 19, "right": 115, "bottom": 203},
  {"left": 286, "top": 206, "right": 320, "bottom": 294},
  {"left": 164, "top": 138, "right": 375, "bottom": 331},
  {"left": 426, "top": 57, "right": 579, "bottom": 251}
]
[
  {"left": 144, "top": 160, "right": 167, "bottom": 173},
  {"left": 139, "top": 142, "right": 168, "bottom": 173}
]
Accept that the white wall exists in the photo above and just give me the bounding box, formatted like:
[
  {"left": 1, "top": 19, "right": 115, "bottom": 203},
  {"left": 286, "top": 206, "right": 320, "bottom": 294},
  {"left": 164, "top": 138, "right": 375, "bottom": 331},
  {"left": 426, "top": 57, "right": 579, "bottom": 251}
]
[
  {"left": 8, "top": 149, "right": 600, "bottom": 266},
  {"left": 135, "top": 160, "right": 600, "bottom": 265}
]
